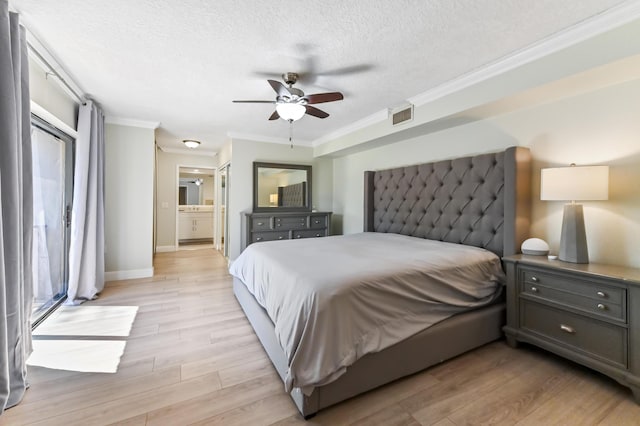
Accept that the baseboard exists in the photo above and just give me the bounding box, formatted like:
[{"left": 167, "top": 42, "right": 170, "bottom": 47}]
[
  {"left": 105, "top": 267, "right": 154, "bottom": 282},
  {"left": 155, "top": 245, "right": 176, "bottom": 253}
]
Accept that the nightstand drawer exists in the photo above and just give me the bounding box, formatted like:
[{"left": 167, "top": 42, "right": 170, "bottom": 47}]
[
  {"left": 521, "top": 268, "right": 626, "bottom": 322},
  {"left": 521, "top": 300, "right": 627, "bottom": 368},
  {"left": 292, "top": 229, "right": 327, "bottom": 239},
  {"left": 522, "top": 269, "right": 624, "bottom": 304},
  {"left": 520, "top": 282, "right": 625, "bottom": 323},
  {"left": 274, "top": 216, "right": 307, "bottom": 229},
  {"left": 250, "top": 217, "right": 271, "bottom": 231},
  {"left": 252, "top": 231, "right": 289, "bottom": 243}
]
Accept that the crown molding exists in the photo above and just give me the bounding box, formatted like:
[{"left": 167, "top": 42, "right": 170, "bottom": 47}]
[
  {"left": 227, "top": 131, "right": 312, "bottom": 147},
  {"left": 311, "top": 109, "right": 390, "bottom": 147},
  {"left": 408, "top": 1, "right": 640, "bottom": 107},
  {"left": 158, "top": 146, "right": 217, "bottom": 157},
  {"left": 311, "top": 1, "right": 640, "bottom": 148},
  {"left": 105, "top": 116, "right": 160, "bottom": 129}
]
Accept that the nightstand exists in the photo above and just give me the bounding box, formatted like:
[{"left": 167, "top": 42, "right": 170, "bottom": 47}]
[{"left": 503, "top": 255, "right": 640, "bottom": 403}]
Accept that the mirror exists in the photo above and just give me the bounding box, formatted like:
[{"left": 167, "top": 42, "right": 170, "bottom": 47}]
[
  {"left": 253, "top": 162, "right": 312, "bottom": 212},
  {"left": 178, "top": 168, "right": 215, "bottom": 207}
]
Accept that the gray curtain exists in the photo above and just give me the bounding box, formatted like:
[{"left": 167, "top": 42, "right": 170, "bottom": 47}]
[
  {"left": 0, "top": 2, "right": 34, "bottom": 412},
  {"left": 67, "top": 100, "right": 105, "bottom": 304}
]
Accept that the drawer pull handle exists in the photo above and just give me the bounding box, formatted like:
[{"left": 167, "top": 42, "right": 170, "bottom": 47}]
[
  {"left": 256, "top": 237, "right": 263, "bottom": 241},
  {"left": 597, "top": 303, "right": 607, "bottom": 311},
  {"left": 315, "top": 234, "right": 321, "bottom": 237},
  {"left": 257, "top": 222, "right": 264, "bottom": 226},
  {"left": 296, "top": 235, "right": 302, "bottom": 239},
  {"left": 531, "top": 276, "right": 539, "bottom": 283},
  {"left": 596, "top": 291, "right": 606, "bottom": 298},
  {"left": 278, "top": 236, "right": 283, "bottom": 240},
  {"left": 277, "top": 224, "right": 281, "bottom": 227},
  {"left": 560, "top": 324, "right": 575, "bottom": 334},
  {"left": 314, "top": 220, "right": 320, "bottom": 224},
  {"left": 530, "top": 286, "right": 538, "bottom": 293}
]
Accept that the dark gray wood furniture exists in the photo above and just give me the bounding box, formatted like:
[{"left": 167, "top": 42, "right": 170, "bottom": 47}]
[
  {"left": 241, "top": 211, "right": 332, "bottom": 251},
  {"left": 503, "top": 255, "right": 640, "bottom": 403}
]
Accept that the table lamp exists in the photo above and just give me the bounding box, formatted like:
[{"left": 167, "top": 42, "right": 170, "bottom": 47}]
[{"left": 540, "top": 164, "right": 608, "bottom": 263}]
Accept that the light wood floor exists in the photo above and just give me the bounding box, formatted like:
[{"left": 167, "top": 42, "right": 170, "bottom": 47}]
[{"left": 3, "top": 248, "right": 640, "bottom": 425}]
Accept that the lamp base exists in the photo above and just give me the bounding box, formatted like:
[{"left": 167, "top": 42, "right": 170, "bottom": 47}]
[{"left": 559, "top": 203, "right": 589, "bottom": 264}]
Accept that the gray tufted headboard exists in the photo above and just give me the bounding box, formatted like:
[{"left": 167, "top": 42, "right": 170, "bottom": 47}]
[
  {"left": 279, "top": 182, "right": 307, "bottom": 207},
  {"left": 363, "top": 146, "right": 531, "bottom": 257}
]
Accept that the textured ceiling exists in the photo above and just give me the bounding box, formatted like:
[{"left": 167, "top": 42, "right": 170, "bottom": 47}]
[{"left": 11, "top": 0, "right": 628, "bottom": 152}]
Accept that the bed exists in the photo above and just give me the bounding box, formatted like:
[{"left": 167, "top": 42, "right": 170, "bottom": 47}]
[{"left": 230, "top": 146, "right": 531, "bottom": 418}]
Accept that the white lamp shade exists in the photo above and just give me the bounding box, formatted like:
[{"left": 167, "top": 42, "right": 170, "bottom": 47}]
[
  {"left": 540, "top": 165, "right": 609, "bottom": 201},
  {"left": 269, "top": 193, "right": 278, "bottom": 204},
  {"left": 276, "top": 103, "right": 306, "bottom": 121}
]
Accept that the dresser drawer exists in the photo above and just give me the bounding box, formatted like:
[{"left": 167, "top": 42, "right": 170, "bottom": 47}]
[
  {"left": 309, "top": 215, "right": 328, "bottom": 229},
  {"left": 520, "top": 268, "right": 626, "bottom": 322},
  {"left": 250, "top": 217, "right": 272, "bottom": 231},
  {"left": 520, "top": 300, "right": 627, "bottom": 368},
  {"left": 252, "top": 231, "right": 289, "bottom": 243},
  {"left": 274, "top": 215, "right": 307, "bottom": 229},
  {"left": 292, "top": 229, "right": 327, "bottom": 239}
]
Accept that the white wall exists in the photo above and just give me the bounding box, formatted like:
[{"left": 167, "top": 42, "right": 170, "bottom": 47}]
[
  {"left": 217, "top": 141, "right": 232, "bottom": 167},
  {"left": 227, "top": 138, "right": 333, "bottom": 260},
  {"left": 155, "top": 149, "right": 216, "bottom": 249},
  {"left": 28, "top": 57, "right": 78, "bottom": 129},
  {"left": 105, "top": 124, "right": 155, "bottom": 279},
  {"left": 332, "top": 78, "right": 640, "bottom": 268},
  {"left": 201, "top": 175, "right": 215, "bottom": 204}
]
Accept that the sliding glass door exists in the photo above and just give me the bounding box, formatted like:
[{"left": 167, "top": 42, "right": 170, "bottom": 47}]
[
  {"left": 30, "top": 116, "right": 74, "bottom": 325},
  {"left": 218, "top": 163, "right": 230, "bottom": 257}
]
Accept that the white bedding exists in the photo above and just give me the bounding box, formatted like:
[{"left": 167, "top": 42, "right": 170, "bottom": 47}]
[{"left": 229, "top": 232, "right": 505, "bottom": 394}]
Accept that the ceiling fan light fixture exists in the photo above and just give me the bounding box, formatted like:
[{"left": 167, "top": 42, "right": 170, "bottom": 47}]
[
  {"left": 183, "top": 139, "right": 201, "bottom": 149},
  {"left": 276, "top": 103, "right": 306, "bottom": 121}
]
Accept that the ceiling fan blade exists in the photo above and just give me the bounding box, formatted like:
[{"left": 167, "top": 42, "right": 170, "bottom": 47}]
[
  {"left": 317, "top": 64, "right": 373, "bottom": 77},
  {"left": 268, "top": 110, "right": 280, "bottom": 120},
  {"left": 268, "top": 80, "right": 291, "bottom": 98},
  {"left": 305, "top": 92, "right": 344, "bottom": 104},
  {"left": 232, "top": 100, "right": 275, "bottom": 103},
  {"left": 305, "top": 105, "right": 329, "bottom": 119}
]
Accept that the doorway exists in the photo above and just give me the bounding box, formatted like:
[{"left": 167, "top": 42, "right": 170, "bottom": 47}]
[
  {"left": 176, "top": 166, "right": 216, "bottom": 250},
  {"left": 30, "top": 115, "right": 74, "bottom": 325}
]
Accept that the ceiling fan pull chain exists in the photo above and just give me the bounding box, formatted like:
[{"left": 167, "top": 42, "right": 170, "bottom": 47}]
[{"left": 289, "top": 119, "right": 293, "bottom": 148}]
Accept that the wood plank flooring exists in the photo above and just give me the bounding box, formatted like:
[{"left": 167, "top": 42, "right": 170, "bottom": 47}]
[{"left": 2, "top": 248, "right": 640, "bottom": 425}]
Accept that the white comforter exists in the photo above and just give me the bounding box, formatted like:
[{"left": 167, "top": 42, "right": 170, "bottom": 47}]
[{"left": 229, "top": 232, "right": 505, "bottom": 394}]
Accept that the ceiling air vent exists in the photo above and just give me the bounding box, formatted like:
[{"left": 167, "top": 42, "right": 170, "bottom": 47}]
[{"left": 391, "top": 104, "right": 413, "bottom": 126}]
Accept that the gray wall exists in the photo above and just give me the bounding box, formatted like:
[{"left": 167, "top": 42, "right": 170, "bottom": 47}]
[
  {"left": 105, "top": 123, "right": 155, "bottom": 278},
  {"left": 331, "top": 77, "right": 640, "bottom": 269},
  {"left": 227, "top": 138, "right": 333, "bottom": 260},
  {"left": 155, "top": 150, "right": 216, "bottom": 249}
]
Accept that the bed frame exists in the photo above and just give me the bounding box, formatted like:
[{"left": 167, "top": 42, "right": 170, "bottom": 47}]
[{"left": 233, "top": 146, "right": 531, "bottom": 418}]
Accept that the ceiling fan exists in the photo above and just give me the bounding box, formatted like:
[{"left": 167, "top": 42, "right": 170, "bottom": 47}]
[{"left": 233, "top": 72, "right": 344, "bottom": 121}]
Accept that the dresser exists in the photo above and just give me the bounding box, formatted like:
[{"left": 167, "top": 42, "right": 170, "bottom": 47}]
[
  {"left": 503, "top": 255, "right": 640, "bottom": 403},
  {"left": 241, "top": 211, "right": 332, "bottom": 251}
]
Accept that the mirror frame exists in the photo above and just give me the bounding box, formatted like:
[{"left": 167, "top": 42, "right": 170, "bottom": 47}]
[{"left": 253, "top": 162, "right": 312, "bottom": 212}]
